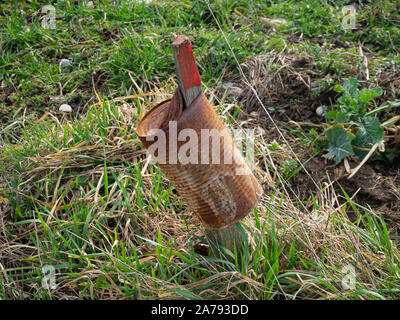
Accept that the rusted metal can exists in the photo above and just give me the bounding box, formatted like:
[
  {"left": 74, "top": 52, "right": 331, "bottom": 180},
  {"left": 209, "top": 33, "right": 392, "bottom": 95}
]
[{"left": 136, "top": 89, "right": 262, "bottom": 230}]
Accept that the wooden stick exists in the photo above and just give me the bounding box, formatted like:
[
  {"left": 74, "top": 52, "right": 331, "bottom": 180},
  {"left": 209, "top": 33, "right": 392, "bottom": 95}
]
[
  {"left": 204, "top": 223, "right": 246, "bottom": 261},
  {"left": 172, "top": 35, "right": 246, "bottom": 260}
]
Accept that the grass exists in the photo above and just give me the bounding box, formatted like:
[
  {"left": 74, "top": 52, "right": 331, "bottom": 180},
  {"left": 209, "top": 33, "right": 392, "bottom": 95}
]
[{"left": 1, "top": 0, "right": 400, "bottom": 300}]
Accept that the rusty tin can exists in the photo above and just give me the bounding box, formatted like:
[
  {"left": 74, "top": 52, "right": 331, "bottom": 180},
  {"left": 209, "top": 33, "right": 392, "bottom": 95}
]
[{"left": 136, "top": 89, "right": 262, "bottom": 230}]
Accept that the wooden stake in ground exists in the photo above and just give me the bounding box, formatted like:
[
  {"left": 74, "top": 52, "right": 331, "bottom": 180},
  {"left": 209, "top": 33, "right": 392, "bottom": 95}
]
[{"left": 172, "top": 35, "right": 246, "bottom": 258}]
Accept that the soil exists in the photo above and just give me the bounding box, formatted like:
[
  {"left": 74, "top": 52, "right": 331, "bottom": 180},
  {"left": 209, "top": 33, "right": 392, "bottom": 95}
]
[{"left": 291, "top": 156, "right": 400, "bottom": 223}]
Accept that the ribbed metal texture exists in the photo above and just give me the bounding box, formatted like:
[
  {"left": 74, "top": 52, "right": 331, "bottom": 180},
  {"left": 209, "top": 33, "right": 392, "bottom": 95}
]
[{"left": 136, "top": 89, "right": 262, "bottom": 230}]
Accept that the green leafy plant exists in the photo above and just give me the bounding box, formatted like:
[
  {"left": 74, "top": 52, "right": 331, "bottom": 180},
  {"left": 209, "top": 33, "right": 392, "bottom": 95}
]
[{"left": 322, "top": 77, "right": 384, "bottom": 164}]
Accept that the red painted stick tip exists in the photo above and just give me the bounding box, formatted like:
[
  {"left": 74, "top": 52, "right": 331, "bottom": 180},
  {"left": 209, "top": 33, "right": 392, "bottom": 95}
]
[
  {"left": 173, "top": 35, "right": 201, "bottom": 89},
  {"left": 172, "top": 35, "right": 190, "bottom": 47}
]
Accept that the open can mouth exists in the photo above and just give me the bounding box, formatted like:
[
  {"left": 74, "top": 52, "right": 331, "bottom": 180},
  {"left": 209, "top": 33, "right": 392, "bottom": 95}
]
[{"left": 136, "top": 89, "right": 262, "bottom": 230}]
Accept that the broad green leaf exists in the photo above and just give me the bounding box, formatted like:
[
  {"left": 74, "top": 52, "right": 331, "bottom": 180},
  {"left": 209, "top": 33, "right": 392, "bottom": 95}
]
[
  {"left": 324, "top": 125, "right": 355, "bottom": 164},
  {"left": 342, "top": 77, "right": 359, "bottom": 97},
  {"left": 352, "top": 117, "right": 384, "bottom": 159},
  {"left": 335, "top": 111, "right": 346, "bottom": 123},
  {"left": 357, "top": 87, "right": 382, "bottom": 104}
]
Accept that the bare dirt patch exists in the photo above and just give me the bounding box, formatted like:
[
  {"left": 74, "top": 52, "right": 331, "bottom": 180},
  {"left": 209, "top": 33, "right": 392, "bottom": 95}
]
[{"left": 291, "top": 156, "right": 400, "bottom": 223}]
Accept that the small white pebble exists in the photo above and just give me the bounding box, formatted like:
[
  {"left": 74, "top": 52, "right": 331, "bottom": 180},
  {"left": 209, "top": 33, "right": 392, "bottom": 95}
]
[
  {"left": 59, "top": 104, "right": 72, "bottom": 112},
  {"left": 316, "top": 106, "right": 325, "bottom": 117},
  {"left": 59, "top": 59, "right": 72, "bottom": 69}
]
